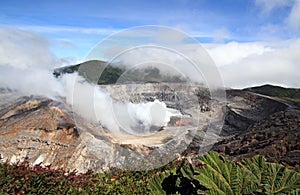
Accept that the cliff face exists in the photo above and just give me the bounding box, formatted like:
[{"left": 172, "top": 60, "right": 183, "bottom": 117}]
[
  {"left": 0, "top": 94, "right": 84, "bottom": 170},
  {"left": 213, "top": 108, "right": 300, "bottom": 166},
  {"left": 213, "top": 90, "right": 299, "bottom": 165},
  {"left": 222, "top": 90, "right": 289, "bottom": 136},
  {"left": 0, "top": 85, "right": 221, "bottom": 172},
  {"left": 0, "top": 84, "right": 297, "bottom": 172},
  {"left": 0, "top": 94, "right": 129, "bottom": 172}
]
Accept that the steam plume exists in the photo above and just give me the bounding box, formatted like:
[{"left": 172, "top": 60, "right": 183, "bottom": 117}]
[{"left": 0, "top": 27, "right": 179, "bottom": 134}]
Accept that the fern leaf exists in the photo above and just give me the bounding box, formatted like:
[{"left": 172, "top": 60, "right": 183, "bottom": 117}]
[{"left": 149, "top": 171, "right": 170, "bottom": 194}]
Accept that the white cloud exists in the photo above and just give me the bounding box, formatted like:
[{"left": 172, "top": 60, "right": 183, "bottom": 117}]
[
  {"left": 14, "top": 25, "right": 120, "bottom": 36},
  {"left": 255, "top": 0, "right": 293, "bottom": 14},
  {"left": 205, "top": 42, "right": 272, "bottom": 67},
  {"left": 0, "top": 27, "right": 60, "bottom": 69},
  {"left": 212, "top": 28, "right": 231, "bottom": 43},
  {"left": 0, "top": 27, "right": 68, "bottom": 98},
  {"left": 255, "top": 0, "right": 300, "bottom": 33},
  {"left": 95, "top": 25, "right": 299, "bottom": 89},
  {"left": 286, "top": 0, "right": 300, "bottom": 30},
  {"left": 204, "top": 39, "right": 300, "bottom": 88}
]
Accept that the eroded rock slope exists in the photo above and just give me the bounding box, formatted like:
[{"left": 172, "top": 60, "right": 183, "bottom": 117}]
[{"left": 0, "top": 85, "right": 298, "bottom": 172}]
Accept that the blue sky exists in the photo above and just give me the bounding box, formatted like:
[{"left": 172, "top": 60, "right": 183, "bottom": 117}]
[
  {"left": 1, "top": 0, "right": 298, "bottom": 58},
  {"left": 0, "top": 0, "right": 299, "bottom": 87}
]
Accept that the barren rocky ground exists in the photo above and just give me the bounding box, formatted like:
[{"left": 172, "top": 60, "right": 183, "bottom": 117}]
[
  {"left": 213, "top": 90, "right": 299, "bottom": 166},
  {"left": 0, "top": 84, "right": 298, "bottom": 172}
]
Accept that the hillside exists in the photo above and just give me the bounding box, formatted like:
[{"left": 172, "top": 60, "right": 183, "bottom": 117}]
[
  {"left": 0, "top": 83, "right": 299, "bottom": 193},
  {"left": 212, "top": 86, "right": 300, "bottom": 166},
  {"left": 53, "top": 60, "right": 186, "bottom": 84},
  {"left": 244, "top": 84, "right": 300, "bottom": 107},
  {"left": 53, "top": 60, "right": 123, "bottom": 84}
]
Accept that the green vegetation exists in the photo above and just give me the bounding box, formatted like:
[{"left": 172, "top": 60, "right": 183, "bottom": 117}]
[
  {"left": 245, "top": 84, "right": 300, "bottom": 107},
  {"left": 1, "top": 152, "right": 299, "bottom": 194},
  {"left": 53, "top": 60, "right": 186, "bottom": 85},
  {"left": 151, "top": 152, "right": 300, "bottom": 194},
  {"left": 53, "top": 60, "right": 123, "bottom": 84}
]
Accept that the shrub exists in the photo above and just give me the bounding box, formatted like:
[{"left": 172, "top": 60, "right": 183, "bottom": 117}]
[{"left": 1, "top": 152, "right": 299, "bottom": 194}]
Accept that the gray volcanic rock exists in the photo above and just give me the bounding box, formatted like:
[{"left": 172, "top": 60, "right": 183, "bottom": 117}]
[
  {"left": 212, "top": 90, "right": 300, "bottom": 166},
  {"left": 0, "top": 84, "right": 297, "bottom": 172},
  {"left": 213, "top": 108, "right": 300, "bottom": 166},
  {"left": 0, "top": 93, "right": 82, "bottom": 170},
  {"left": 221, "top": 90, "right": 288, "bottom": 136},
  {"left": 0, "top": 84, "right": 223, "bottom": 172}
]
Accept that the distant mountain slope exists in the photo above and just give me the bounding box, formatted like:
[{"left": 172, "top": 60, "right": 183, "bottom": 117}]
[
  {"left": 54, "top": 60, "right": 186, "bottom": 85},
  {"left": 54, "top": 60, "right": 123, "bottom": 84},
  {"left": 244, "top": 84, "right": 300, "bottom": 107}
]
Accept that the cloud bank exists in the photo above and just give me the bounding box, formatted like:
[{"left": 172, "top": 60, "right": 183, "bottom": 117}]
[
  {"left": 0, "top": 27, "right": 67, "bottom": 98},
  {"left": 1, "top": 26, "right": 298, "bottom": 92},
  {"left": 0, "top": 27, "right": 180, "bottom": 135},
  {"left": 0, "top": 28, "right": 61, "bottom": 69},
  {"left": 205, "top": 39, "right": 300, "bottom": 88}
]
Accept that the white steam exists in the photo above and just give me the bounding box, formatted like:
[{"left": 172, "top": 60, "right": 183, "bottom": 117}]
[
  {"left": 0, "top": 27, "right": 179, "bottom": 135},
  {"left": 68, "top": 74, "right": 180, "bottom": 134},
  {"left": 116, "top": 99, "right": 180, "bottom": 134},
  {"left": 0, "top": 28, "right": 67, "bottom": 99}
]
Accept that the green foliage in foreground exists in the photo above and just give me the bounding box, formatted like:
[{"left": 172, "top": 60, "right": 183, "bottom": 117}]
[
  {"left": 151, "top": 152, "right": 300, "bottom": 194},
  {"left": 0, "top": 152, "right": 299, "bottom": 194}
]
